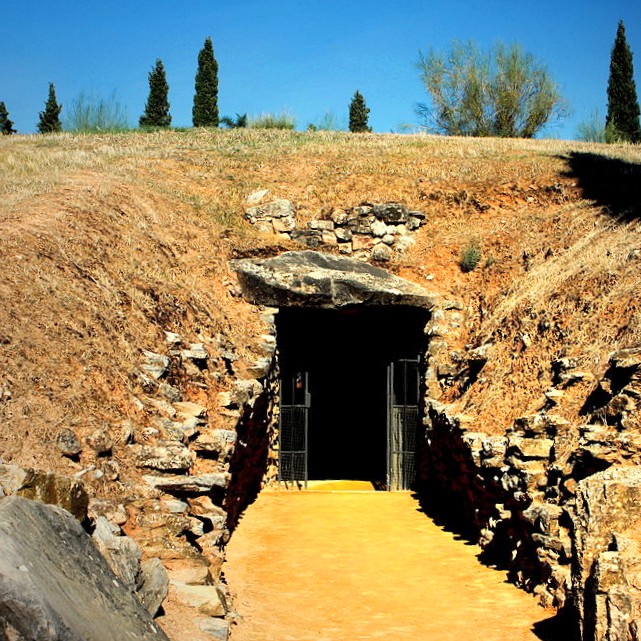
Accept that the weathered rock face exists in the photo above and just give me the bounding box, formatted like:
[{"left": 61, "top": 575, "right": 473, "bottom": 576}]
[
  {"left": 0, "top": 496, "right": 169, "bottom": 641},
  {"left": 0, "top": 463, "right": 88, "bottom": 522},
  {"left": 572, "top": 467, "right": 641, "bottom": 641},
  {"left": 231, "top": 250, "right": 437, "bottom": 309}
]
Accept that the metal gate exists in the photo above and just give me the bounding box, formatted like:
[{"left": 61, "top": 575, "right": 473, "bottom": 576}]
[
  {"left": 279, "top": 370, "right": 310, "bottom": 487},
  {"left": 387, "top": 358, "right": 420, "bottom": 491}
]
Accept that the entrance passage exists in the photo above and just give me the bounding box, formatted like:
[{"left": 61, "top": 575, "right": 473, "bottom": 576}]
[
  {"left": 277, "top": 306, "right": 428, "bottom": 490},
  {"left": 224, "top": 492, "right": 549, "bottom": 641}
]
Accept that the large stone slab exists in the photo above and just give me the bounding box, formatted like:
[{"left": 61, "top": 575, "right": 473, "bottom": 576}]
[
  {"left": 231, "top": 250, "right": 436, "bottom": 309},
  {"left": 0, "top": 496, "right": 169, "bottom": 641}
]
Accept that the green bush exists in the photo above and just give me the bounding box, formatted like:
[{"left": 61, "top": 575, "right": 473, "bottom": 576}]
[
  {"left": 459, "top": 242, "right": 481, "bottom": 272},
  {"left": 247, "top": 111, "right": 296, "bottom": 130},
  {"left": 66, "top": 92, "right": 129, "bottom": 132}
]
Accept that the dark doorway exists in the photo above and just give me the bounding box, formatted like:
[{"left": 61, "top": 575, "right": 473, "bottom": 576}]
[{"left": 276, "top": 305, "right": 429, "bottom": 489}]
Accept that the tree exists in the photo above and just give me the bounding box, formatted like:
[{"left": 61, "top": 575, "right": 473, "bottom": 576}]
[
  {"left": 139, "top": 59, "right": 171, "bottom": 128},
  {"left": 349, "top": 90, "right": 371, "bottom": 132},
  {"left": 37, "top": 83, "right": 62, "bottom": 133},
  {"left": 606, "top": 21, "right": 641, "bottom": 143},
  {"left": 0, "top": 102, "right": 16, "bottom": 135},
  {"left": 193, "top": 36, "right": 219, "bottom": 127},
  {"left": 416, "top": 41, "right": 565, "bottom": 138}
]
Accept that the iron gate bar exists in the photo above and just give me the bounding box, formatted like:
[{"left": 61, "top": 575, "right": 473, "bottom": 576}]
[
  {"left": 279, "top": 370, "right": 309, "bottom": 488},
  {"left": 387, "top": 358, "right": 420, "bottom": 491}
]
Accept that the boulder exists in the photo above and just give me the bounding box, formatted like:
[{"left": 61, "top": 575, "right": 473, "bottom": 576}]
[
  {"left": 0, "top": 496, "right": 169, "bottom": 641},
  {"left": 0, "top": 463, "right": 88, "bottom": 522},
  {"left": 572, "top": 466, "right": 641, "bottom": 635},
  {"left": 231, "top": 250, "right": 436, "bottom": 309},
  {"left": 92, "top": 516, "right": 142, "bottom": 590},
  {"left": 138, "top": 558, "right": 170, "bottom": 616}
]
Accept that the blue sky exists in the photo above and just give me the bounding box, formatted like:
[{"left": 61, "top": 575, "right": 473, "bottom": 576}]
[{"left": 2, "top": 0, "right": 641, "bottom": 139}]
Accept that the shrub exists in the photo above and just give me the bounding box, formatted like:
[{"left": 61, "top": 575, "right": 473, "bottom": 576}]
[
  {"left": 65, "top": 92, "right": 129, "bottom": 132},
  {"left": 460, "top": 242, "right": 482, "bottom": 272},
  {"left": 247, "top": 111, "right": 296, "bottom": 130}
]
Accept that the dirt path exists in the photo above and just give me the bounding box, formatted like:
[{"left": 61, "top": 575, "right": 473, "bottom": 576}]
[{"left": 224, "top": 490, "right": 552, "bottom": 641}]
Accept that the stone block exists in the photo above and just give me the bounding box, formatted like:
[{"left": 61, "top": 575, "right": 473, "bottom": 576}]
[
  {"left": 171, "top": 581, "right": 226, "bottom": 616},
  {"left": 0, "top": 463, "right": 88, "bottom": 522},
  {"left": 0, "top": 497, "right": 169, "bottom": 641}
]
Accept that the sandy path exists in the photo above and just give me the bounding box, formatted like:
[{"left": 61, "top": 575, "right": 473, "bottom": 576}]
[{"left": 224, "top": 490, "right": 552, "bottom": 641}]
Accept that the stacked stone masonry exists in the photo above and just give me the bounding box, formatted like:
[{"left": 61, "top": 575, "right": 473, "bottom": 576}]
[
  {"left": 421, "top": 346, "right": 641, "bottom": 641},
  {"left": 245, "top": 198, "right": 426, "bottom": 262}
]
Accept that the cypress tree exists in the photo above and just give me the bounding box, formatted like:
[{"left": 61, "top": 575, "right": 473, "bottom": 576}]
[
  {"left": 349, "top": 90, "right": 372, "bottom": 133},
  {"left": 192, "top": 36, "right": 219, "bottom": 127},
  {"left": 139, "top": 59, "right": 171, "bottom": 128},
  {"left": 37, "top": 83, "right": 62, "bottom": 133},
  {"left": 0, "top": 102, "right": 16, "bottom": 135},
  {"left": 606, "top": 20, "right": 641, "bottom": 143}
]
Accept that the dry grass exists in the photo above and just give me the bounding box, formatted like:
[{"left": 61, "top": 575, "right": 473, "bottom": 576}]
[{"left": 1, "top": 128, "right": 640, "bottom": 472}]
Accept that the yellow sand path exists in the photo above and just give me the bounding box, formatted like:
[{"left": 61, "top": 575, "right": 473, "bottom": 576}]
[{"left": 224, "top": 490, "right": 552, "bottom": 641}]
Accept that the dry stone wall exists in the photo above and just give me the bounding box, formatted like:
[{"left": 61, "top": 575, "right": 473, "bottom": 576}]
[
  {"left": 420, "top": 346, "right": 641, "bottom": 640},
  {"left": 245, "top": 198, "right": 426, "bottom": 262}
]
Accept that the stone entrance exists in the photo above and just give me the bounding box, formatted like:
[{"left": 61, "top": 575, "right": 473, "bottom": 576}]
[
  {"left": 231, "top": 250, "right": 436, "bottom": 491},
  {"left": 277, "top": 306, "right": 428, "bottom": 488}
]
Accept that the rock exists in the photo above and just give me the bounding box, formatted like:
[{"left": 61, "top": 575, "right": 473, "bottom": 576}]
[
  {"left": 164, "top": 331, "right": 182, "bottom": 344},
  {"left": 88, "top": 498, "right": 128, "bottom": 526},
  {"left": 371, "top": 243, "right": 393, "bottom": 262},
  {"left": 171, "top": 581, "right": 226, "bottom": 616},
  {"left": 162, "top": 498, "right": 189, "bottom": 513},
  {"left": 194, "top": 430, "right": 237, "bottom": 456},
  {"left": 56, "top": 428, "right": 82, "bottom": 457},
  {"left": 246, "top": 189, "right": 270, "bottom": 205},
  {"left": 290, "top": 229, "right": 322, "bottom": 247},
  {"left": 407, "top": 216, "right": 423, "bottom": 230},
  {"left": 611, "top": 347, "right": 641, "bottom": 369},
  {"left": 86, "top": 428, "right": 113, "bottom": 457},
  {"left": 245, "top": 199, "right": 295, "bottom": 223},
  {"left": 173, "top": 401, "right": 207, "bottom": 419},
  {"left": 308, "top": 219, "right": 335, "bottom": 231},
  {"left": 231, "top": 250, "right": 436, "bottom": 309},
  {"left": 395, "top": 236, "right": 416, "bottom": 253},
  {"left": 572, "top": 466, "right": 641, "bottom": 633},
  {"left": 196, "top": 617, "right": 230, "bottom": 640},
  {"left": 181, "top": 343, "right": 209, "bottom": 361},
  {"left": 130, "top": 441, "right": 193, "bottom": 472},
  {"left": 138, "top": 557, "right": 169, "bottom": 616},
  {"left": 0, "top": 496, "right": 169, "bottom": 641},
  {"left": 143, "top": 473, "right": 229, "bottom": 493},
  {"left": 166, "top": 559, "right": 211, "bottom": 586},
  {"left": 102, "top": 459, "right": 120, "bottom": 481},
  {"left": 373, "top": 203, "right": 409, "bottom": 223},
  {"left": 371, "top": 220, "right": 388, "bottom": 237},
  {"left": 0, "top": 463, "right": 88, "bottom": 522},
  {"left": 351, "top": 235, "right": 375, "bottom": 252},
  {"left": 159, "top": 382, "right": 182, "bottom": 403},
  {"left": 92, "top": 516, "right": 142, "bottom": 590},
  {"left": 330, "top": 209, "right": 349, "bottom": 225},
  {"left": 334, "top": 227, "right": 353, "bottom": 242},
  {"left": 141, "top": 351, "right": 170, "bottom": 380},
  {"left": 508, "top": 435, "right": 554, "bottom": 460},
  {"left": 382, "top": 234, "right": 395, "bottom": 245},
  {"left": 272, "top": 215, "right": 296, "bottom": 233}
]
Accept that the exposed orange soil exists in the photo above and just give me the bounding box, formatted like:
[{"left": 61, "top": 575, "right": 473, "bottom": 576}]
[{"left": 224, "top": 491, "right": 551, "bottom": 641}]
